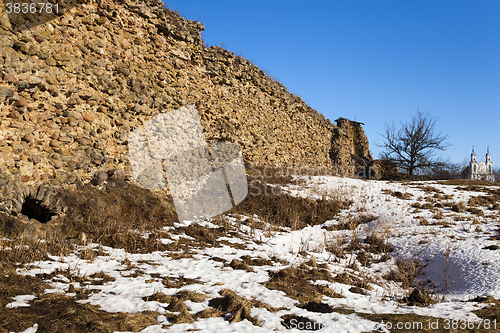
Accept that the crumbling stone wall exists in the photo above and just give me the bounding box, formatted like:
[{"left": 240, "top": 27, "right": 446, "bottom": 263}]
[
  {"left": 329, "top": 118, "right": 373, "bottom": 175},
  {"left": 0, "top": 0, "right": 374, "bottom": 222}
]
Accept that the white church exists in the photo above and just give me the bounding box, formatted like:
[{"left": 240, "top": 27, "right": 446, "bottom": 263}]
[{"left": 464, "top": 148, "right": 494, "bottom": 181}]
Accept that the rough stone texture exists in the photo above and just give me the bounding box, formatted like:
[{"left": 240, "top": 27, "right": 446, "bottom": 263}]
[
  {"left": 0, "top": 0, "right": 373, "bottom": 219},
  {"left": 330, "top": 118, "right": 372, "bottom": 175}
]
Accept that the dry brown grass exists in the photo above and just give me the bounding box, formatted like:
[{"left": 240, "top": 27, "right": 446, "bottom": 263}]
[
  {"left": 418, "top": 217, "right": 430, "bottom": 225},
  {"left": 416, "top": 186, "right": 444, "bottom": 194},
  {"left": 88, "top": 271, "right": 116, "bottom": 285},
  {"left": 281, "top": 314, "right": 322, "bottom": 330},
  {"left": 382, "top": 189, "right": 413, "bottom": 200},
  {"left": 413, "top": 202, "right": 433, "bottom": 210},
  {"left": 206, "top": 288, "right": 283, "bottom": 325},
  {"left": 452, "top": 201, "right": 467, "bottom": 213},
  {"left": 173, "top": 224, "right": 224, "bottom": 247},
  {"left": 467, "top": 207, "right": 485, "bottom": 216},
  {"left": 434, "top": 221, "right": 452, "bottom": 228},
  {"left": 0, "top": 236, "right": 73, "bottom": 273},
  {"left": 333, "top": 272, "right": 373, "bottom": 291},
  {"left": 265, "top": 264, "right": 343, "bottom": 304},
  {"left": 142, "top": 291, "right": 175, "bottom": 303},
  {"left": 161, "top": 275, "right": 202, "bottom": 289},
  {"left": 323, "top": 213, "right": 378, "bottom": 231},
  {"left": 468, "top": 188, "right": 500, "bottom": 208},
  {"left": 239, "top": 255, "right": 273, "bottom": 266},
  {"left": 434, "top": 202, "right": 445, "bottom": 208},
  {"left": 0, "top": 292, "right": 160, "bottom": 332},
  {"left": 440, "top": 179, "right": 498, "bottom": 186},
  {"left": 0, "top": 267, "right": 47, "bottom": 308},
  {"left": 229, "top": 258, "right": 253, "bottom": 272},
  {"left": 433, "top": 210, "right": 444, "bottom": 220},
  {"left": 364, "top": 233, "right": 393, "bottom": 254},
  {"left": 384, "top": 257, "right": 424, "bottom": 289},
  {"left": 324, "top": 234, "right": 346, "bottom": 259},
  {"left": 472, "top": 297, "right": 500, "bottom": 328},
  {"left": 411, "top": 202, "right": 422, "bottom": 208},
  {"left": 231, "top": 179, "right": 349, "bottom": 230},
  {"left": 57, "top": 182, "right": 177, "bottom": 253},
  {"left": 490, "top": 227, "right": 500, "bottom": 241}
]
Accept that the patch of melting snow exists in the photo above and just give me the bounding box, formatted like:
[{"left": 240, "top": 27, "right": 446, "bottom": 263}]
[{"left": 5, "top": 294, "right": 36, "bottom": 308}]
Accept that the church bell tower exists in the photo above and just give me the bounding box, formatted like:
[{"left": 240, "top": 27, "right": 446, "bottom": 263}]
[{"left": 470, "top": 147, "right": 478, "bottom": 179}]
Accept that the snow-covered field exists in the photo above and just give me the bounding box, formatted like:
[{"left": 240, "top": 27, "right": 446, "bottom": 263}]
[{"left": 5, "top": 176, "right": 500, "bottom": 332}]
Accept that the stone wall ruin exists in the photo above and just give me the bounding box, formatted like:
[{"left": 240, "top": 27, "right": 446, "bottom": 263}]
[{"left": 0, "top": 0, "right": 374, "bottom": 231}]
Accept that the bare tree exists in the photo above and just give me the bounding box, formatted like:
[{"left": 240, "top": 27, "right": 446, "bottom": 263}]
[
  {"left": 378, "top": 110, "right": 450, "bottom": 176},
  {"left": 494, "top": 167, "right": 500, "bottom": 182},
  {"left": 429, "top": 161, "right": 463, "bottom": 180}
]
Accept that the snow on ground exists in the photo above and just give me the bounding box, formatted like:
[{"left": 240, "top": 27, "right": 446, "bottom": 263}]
[
  {"left": 8, "top": 176, "right": 500, "bottom": 332},
  {"left": 5, "top": 295, "right": 36, "bottom": 308},
  {"left": 286, "top": 177, "right": 500, "bottom": 301}
]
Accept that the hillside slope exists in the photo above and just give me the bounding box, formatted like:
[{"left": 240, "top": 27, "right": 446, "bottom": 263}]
[{"left": 2, "top": 176, "right": 500, "bottom": 332}]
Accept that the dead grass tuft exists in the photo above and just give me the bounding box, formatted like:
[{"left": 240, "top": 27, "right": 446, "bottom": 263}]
[
  {"left": 142, "top": 291, "right": 175, "bottom": 304},
  {"left": 451, "top": 201, "right": 467, "bottom": 213},
  {"left": 58, "top": 182, "right": 177, "bottom": 253},
  {"left": 382, "top": 190, "right": 413, "bottom": 199},
  {"left": 281, "top": 314, "right": 322, "bottom": 330},
  {"left": 323, "top": 214, "right": 378, "bottom": 231},
  {"left": 88, "top": 271, "right": 116, "bottom": 285},
  {"left": 265, "top": 264, "right": 341, "bottom": 304},
  {"left": 170, "top": 310, "right": 194, "bottom": 324},
  {"left": 434, "top": 202, "right": 445, "bottom": 209},
  {"left": 299, "top": 301, "right": 333, "bottom": 313},
  {"left": 349, "top": 286, "right": 368, "bottom": 295},
  {"left": 229, "top": 259, "right": 253, "bottom": 272},
  {"left": 195, "top": 307, "right": 224, "bottom": 319},
  {"left": 403, "top": 288, "right": 436, "bottom": 306},
  {"left": 166, "top": 298, "right": 189, "bottom": 312},
  {"left": 467, "top": 188, "right": 500, "bottom": 210},
  {"left": 231, "top": 180, "right": 350, "bottom": 230},
  {"left": 467, "top": 207, "right": 485, "bottom": 216},
  {"left": 473, "top": 298, "right": 500, "bottom": 325},
  {"left": 0, "top": 268, "right": 47, "bottom": 307},
  {"left": 416, "top": 186, "right": 444, "bottom": 194},
  {"left": 161, "top": 275, "right": 202, "bottom": 289},
  {"left": 176, "top": 224, "right": 221, "bottom": 245},
  {"left": 421, "top": 202, "right": 433, "bottom": 209},
  {"left": 175, "top": 290, "right": 210, "bottom": 303},
  {"left": 433, "top": 210, "right": 444, "bottom": 220},
  {"left": 333, "top": 272, "right": 372, "bottom": 290},
  {"left": 384, "top": 257, "right": 424, "bottom": 289},
  {"left": 207, "top": 289, "right": 260, "bottom": 325},
  {"left": 240, "top": 255, "right": 273, "bottom": 266},
  {"left": 0, "top": 237, "right": 72, "bottom": 266},
  {"left": 364, "top": 233, "right": 393, "bottom": 254},
  {"left": 324, "top": 234, "right": 346, "bottom": 258}
]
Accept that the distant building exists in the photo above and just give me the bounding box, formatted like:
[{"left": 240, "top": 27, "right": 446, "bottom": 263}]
[{"left": 462, "top": 148, "right": 494, "bottom": 181}]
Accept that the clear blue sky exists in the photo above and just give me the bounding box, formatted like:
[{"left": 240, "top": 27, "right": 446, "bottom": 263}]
[{"left": 165, "top": 0, "right": 500, "bottom": 166}]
